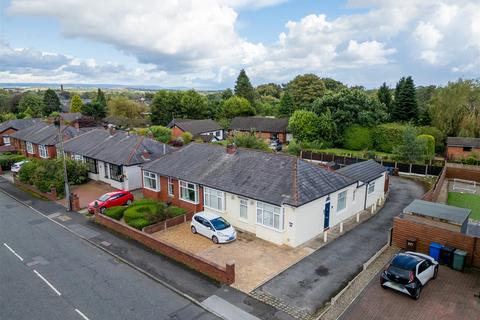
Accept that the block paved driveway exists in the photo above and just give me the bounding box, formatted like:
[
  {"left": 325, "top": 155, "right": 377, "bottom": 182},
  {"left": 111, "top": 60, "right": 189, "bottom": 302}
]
[
  {"left": 340, "top": 266, "right": 480, "bottom": 320},
  {"left": 254, "top": 176, "right": 426, "bottom": 315}
]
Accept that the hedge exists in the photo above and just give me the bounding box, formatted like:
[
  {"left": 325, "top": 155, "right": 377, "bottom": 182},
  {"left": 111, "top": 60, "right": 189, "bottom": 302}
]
[
  {"left": 104, "top": 206, "right": 127, "bottom": 220},
  {"left": 417, "top": 126, "right": 445, "bottom": 153},
  {"left": 167, "top": 206, "right": 186, "bottom": 217},
  {"left": 373, "top": 123, "right": 406, "bottom": 153},
  {"left": 128, "top": 218, "right": 151, "bottom": 230},
  {"left": 0, "top": 153, "right": 25, "bottom": 169},
  {"left": 343, "top": 125, "right": 372, "bottom": 151}
]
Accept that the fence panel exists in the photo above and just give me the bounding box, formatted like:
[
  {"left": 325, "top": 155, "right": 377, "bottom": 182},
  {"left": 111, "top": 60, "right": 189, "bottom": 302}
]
[
  {"left": 428, "top": 165, "right": 444, "bottom": 176},
  {"left": 411, "top": 164, "right": 427, "bottom": 175}
]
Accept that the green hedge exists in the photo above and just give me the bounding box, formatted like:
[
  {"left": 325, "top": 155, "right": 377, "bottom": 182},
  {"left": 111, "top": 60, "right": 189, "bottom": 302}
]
[
  {"left": 104, "top": 206, "right": 127, "bottom": 220},
  {"left": 167, "top": 206, "right": 186, "bottom": 217},
  {"left": 373, "top": 123, "right": 406, "bottom": 153},
  {"left": 128, "top": 218, "right": 151, "bottom": 230},
  {"left": 0, "top": 153, "right": 25, "bottom": 169},
  {"left": 343, "top": 125, "right": 372, "bottom": 151},
  {"left": 123, "top": 199, "right": 168, "bottom": 229},
  {"left": 417, "top": 126, "right": 444, "bottom": 153}
]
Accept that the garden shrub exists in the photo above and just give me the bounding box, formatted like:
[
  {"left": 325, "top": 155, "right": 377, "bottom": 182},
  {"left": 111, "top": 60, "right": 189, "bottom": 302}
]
[
  {"left": 416, "top": 134, "right": 435, "bottom": 159},
  {"left": 343, "top": 125, "right": 372, "bottom": 151},
  {"left": 181, "top": 131, "right": 193, "bottom": 144},
  {"left": 104, "top": 206, "right": 127, "bottom": 220},
  {"left": 287, "top": 139, "right": 301, "bottom": 156},
  {"left": 0, "top": 152, "right": 25, "bottom": 169},
  {"left": 123, "top": 199, "right": 168, "bottom": 228},
  {"left": 128, "top": 218, "right": 151, "bottom": 230},
  {"left": 167, "top": 206, "right": 186, "bottom": 217},
  {"left": 373, "top": 123, "right": 406, "bottom": 153},
  {"left": 417, "top": 126, "right": 445, "bottom": 153},
  {"left": 231, "top": 132, "right": 270, "bottom": 151}
]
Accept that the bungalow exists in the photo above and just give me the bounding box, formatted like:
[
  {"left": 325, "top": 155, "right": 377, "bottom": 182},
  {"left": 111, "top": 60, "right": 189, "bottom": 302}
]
[
  {"left": 229, "top": 116, "right": 290, "bottom": 143},
  {"left": 446, "top": 137, "right": 480, "bottom": 160},
  {"left": 10, "top": 122, "right": 94, "bottom": 160},
  {"left": 0, "top": 118, "right": 40, "bottom": 152},
  {"left": 63, "top": 128, "right": 173, "bottom": 190},
  {"left": 141, "top": 143, "right": 386, "bottom": 247},
  {"left": 167, "top": 118, "right": 224, "bottom": 141}
]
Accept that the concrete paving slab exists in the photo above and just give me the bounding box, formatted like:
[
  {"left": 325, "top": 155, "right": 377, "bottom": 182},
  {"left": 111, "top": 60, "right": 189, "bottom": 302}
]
[
  {"left": 68, "top": 223, "right": 100, "bottom": 239},
  {"left": 202, "top": 295, "right": 261, "bottom": 320}
]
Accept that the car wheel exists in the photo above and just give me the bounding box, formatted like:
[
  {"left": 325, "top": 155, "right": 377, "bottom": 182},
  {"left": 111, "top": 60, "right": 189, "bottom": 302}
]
[
  {"left": 412, "top": 283, "right": 422, "bottom": 300},
  {"left": 212, "top": 236, "right": 219, "bottom": 244},
  {"left": 191, "top": 226, "right": 197, "bottom": 234},
  {"left": 433, "top": 265, "right": 439, "bottom": 279},
  {"left": 125, "top": 199, "right": 132, "bottom": 205},
  {"left": 100, "top": 207, "right": 106, "bottom": 214}
]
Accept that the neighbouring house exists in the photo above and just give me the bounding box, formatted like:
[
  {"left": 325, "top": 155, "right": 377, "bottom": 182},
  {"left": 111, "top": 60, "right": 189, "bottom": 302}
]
[
  {"left": 228, "top": 116, "right": 290, "bottom": 143},
  {"left": 336, "top": 160, "right": 389, "bottom": 210},
  {"left": 141, "top": 143, "right": 387, "bottom": 247},
  {"left": 10, "top": 122, "right": 95, "bottom": 160},
  {"left": 402, "top": 199, "right": 471, "bottom": 234},
  {"left": 446, "top": 137, "right": 480, "bottom": 160},
  {"left": 0, "top": 118, "right": 41, "bottom": 152},
  {"left": 63, "top": 128, "right": 173, "bottom": 190},
  {"left": 167, "top": 118, "right": 224, "bottom": 141}
]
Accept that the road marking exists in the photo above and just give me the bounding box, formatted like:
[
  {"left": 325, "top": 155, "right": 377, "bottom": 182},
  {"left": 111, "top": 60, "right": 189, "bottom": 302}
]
[
  {"left": 74, "top": 308, "right": 90, "bottom": 320},
  {"left": 3, "top": 243, "right": 24, "bottom": 261},
  {"left": 33, "top": 270, "right": 62, "bottom": 296}
]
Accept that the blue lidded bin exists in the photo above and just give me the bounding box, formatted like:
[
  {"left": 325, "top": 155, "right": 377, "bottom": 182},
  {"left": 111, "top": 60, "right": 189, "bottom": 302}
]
[{"left": 429, "top": 242, "right": 443, "bottom": 261}]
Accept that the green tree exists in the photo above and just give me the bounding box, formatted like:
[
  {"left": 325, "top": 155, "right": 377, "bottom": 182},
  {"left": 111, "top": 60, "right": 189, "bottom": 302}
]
[
  {"left": 377, "top": 82, "right": 392, "bottom": 113},
  {"left": 43, "top": 89, "right": 61, "bottom": 116},
  {"left": 95, "top": 88, "right": 107, "bottom": 109},
  {"left": 288, "top": 110, "right": 321, "bottom": 142},
  {"left": 0, "top": 90, "right": 11, "bottom": 113},
  {"left": 221, "top": 88, "right": 233, "bottom": 100},
  {"left": 278, "top": 92, "right": 295, "bottom": 118},
  {"left": 70, "top": 94, "right": 83, "bottom": 113},
  {"left": 107, "top": 96, "right": 147, "bottom": 119},
  {"left": 234, "top": 69, "right": 256, "bottom": 105},
  {"left": 150, "top": 90, "right": 179, "bottom": 125},
  {"left": 416, "top": 85, "right": 436, "bottom": 125},
  {"left": 18, "top": 93, "right": 43, "bottom": 117},
  {"left": 222, "top": 96, "right": 255, "bottom": 119},
  {"left": 148, "top": 126, "right": 172, "bottom": 143},
  {"left": 321, "top": 78, "right": 346, "bottom": 92},
  {"left": 391, "top": 76, "right": 418, "bottom": 122},
  {"left": 286, "top": 74, "right": 326, "bottom": 109},
  {"left": 256, "top": 83, "right": 282, "bottom": 99},
  {"left": 416, "top": 134, "right": 435, "bottom": 159},
  {"left": 343, "top": 125, "right": 373, "bottom": 150},
  {"left": 0, "top": 113, "right": 16, "bottom": 121},
  {"left": 80, "top": 102, "right": 106, "bottom": 119},
  {"left": 180, "top": 90, "right": 209, "bottom": 119},
  {"left": 393, "top": 126, "right": 427, "bottom": 162}
]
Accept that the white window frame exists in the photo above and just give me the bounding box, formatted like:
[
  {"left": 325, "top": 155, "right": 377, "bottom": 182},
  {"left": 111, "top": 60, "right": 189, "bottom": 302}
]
[
  {"left": 204, "top": 187, "right": 225, "bottom": 212},
  {"left": 39, "top": 145, "right": 48, "bottom": 159},
  {"left": 3, "top": 136, "right": 10, "bottom": 146},
  {"left": 74, "top": 154, "right": 84, "bottom": 162},
  {"left": 256, "top": 201, "right": 283, "bottom": 231},
  {"left": 168, "top": 177, "right": 174, "bottom": 197},
  {"left": 179, "top": 180, "right": 198, "bottom": 204},
  {"left": 143, "top": 171, "right": 159, "bottom": 191},
  {"left": 368, "top": 182, "right": 375, "bottom": 194},
  {"left": 239, "top": 198, "right": 248, "bottom": 221},
  {"left": 337, "top": 190, "right": 347, "bottom": 213},
  {"left": 26, "top": 142, "right": 34, "bottom": 154}
]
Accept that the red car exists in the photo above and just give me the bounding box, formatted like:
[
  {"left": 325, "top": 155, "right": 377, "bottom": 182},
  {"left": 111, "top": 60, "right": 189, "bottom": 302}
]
[{"left": 88, "top": 190, "right": 134, "bottom": 214}]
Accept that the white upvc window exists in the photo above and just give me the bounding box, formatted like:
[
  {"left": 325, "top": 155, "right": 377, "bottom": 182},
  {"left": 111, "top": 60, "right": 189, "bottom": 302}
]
[
  {"left": 256, "top": 201, "right": 283, "bottom": 231},
  {"left": 179, "top": 180, "right": 198, "bottom": 204},
  {"left": 204, "top": 187, "right": 225, "bottom": 212},
  {"left": 168, "top": 177, "right": 174, "bottom": 196},
  {"left": 337, "top": 190, "right": 347, "bottom": 212},
  {"left": 143, "top": 171, "right": 159, "bottom": 191},
  {"left": 368, "top": 182, "right": 375, "bottom": 194},
  {"left": 74, "top": 154, "right": 84, "bottom": 162},
  {"left": 39, "top": 145, "right": 48, "bottom": 158},
  {"left": 239, "top": 198, "right": 248, "bottom": 220},
  {"left": 26, "top": 142, "right": 34, "bottom": 154},
  {"left": 3, "top": 136, "right": 10, "bottom": 146}
]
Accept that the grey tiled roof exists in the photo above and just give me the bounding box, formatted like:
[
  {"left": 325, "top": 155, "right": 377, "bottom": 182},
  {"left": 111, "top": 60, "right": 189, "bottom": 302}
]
[
  {"left": 60, "top": 112, "right": 82, "bottom": 122},
  {"left": 447, "top": 137, "right": 480, "bottom": 148},
  {"left": 143, "top": 143, "right": 357, "bottom": 207},
  {"left": 167, "top": 119, "right": 222, "bottom": 136},
  {"left": 0, "top": 118, "right": 41, "bottom": 133},
  {"left": 336, "top": 160, "right": 386, "bottom": 183},
  {"left": 63, "top": 129, "right": 173, "bottom": 166},
  {"left": 10, "top": 122, "right": 92, "bottom": 145},
  {"left": 229, "top": 117, "right": 289, "bottom": 133},
  {"left": 403, "top": 199, "right": 470, "bottom": 225}
]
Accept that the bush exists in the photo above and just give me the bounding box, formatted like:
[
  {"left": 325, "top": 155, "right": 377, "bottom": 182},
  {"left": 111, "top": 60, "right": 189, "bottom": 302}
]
[
  {"left": 343, "top": 125, "right": 372, "bottom": 150},
  {"left": 287, "top": 139, "right": 301, "bottom": 156},
  {"left": 231, "top": 132, "right": 270, "bottom": 151},
  {"left": 0, "top": 153, "right": 25, "bottom": 169},
  {"left": 416, "top": 134, "right": 435, "bottom": 159},
  {"left": 417, "top": 126, "right": 444, "bottom": 153},
  {"left": 128, "top": 218, "right": 151, "bottom": 230},
  {"left": 123, "top": 199, "right": 168, "bottom": 228},
  {"left": 104, "top": 206, "right": 127, "bottom": 220},
  {"left": 373, "top": 123, "right": 406, "bottom": 153},
  {"left": 167, "top": 206, "right": 186, "bottom": 217},
  {"left": 181, "top": 131, "right": 193, "bottom": 144}
]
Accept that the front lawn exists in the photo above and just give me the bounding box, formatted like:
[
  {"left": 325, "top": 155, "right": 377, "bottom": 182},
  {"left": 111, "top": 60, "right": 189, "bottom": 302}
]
[{"left": 447, "top": 192, "right": 480, "bottom": 220}]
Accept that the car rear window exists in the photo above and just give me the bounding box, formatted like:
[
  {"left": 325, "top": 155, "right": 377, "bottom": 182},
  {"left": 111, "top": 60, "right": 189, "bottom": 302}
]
[
  {"left": 387, "top": 265, "right": 411, "bottom": 278},
  {"left": 210, "top": 217, "right": 230, "bottom": 230}
]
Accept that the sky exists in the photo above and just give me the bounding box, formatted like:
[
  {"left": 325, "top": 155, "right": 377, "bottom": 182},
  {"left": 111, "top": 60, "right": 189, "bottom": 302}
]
[{"left": 0, "top": 0, "right": 479, "bottom": 89}]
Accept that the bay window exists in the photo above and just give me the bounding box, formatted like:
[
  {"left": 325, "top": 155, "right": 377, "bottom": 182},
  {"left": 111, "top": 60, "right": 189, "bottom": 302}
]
[
  {"left": 256, "top": 202, "right": 283, "bottom": 230},
  {"left": 143, "top": 171, "right": 159, "bottom": 191},
  {"left": 179, "top": 180, "right": 198, "bottom": 203},
  {"left": 204, "top": 187, "right": 225, "bottom": 212},
  {"left": 337, "top": 190, "right": 347, "bottom": 212}
]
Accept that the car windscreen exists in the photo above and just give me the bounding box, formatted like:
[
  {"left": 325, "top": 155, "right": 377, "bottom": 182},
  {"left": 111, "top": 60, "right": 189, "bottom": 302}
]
[
  {"left": 210, "top": 217, "right": 230, "bottom": 230},
  {"left": 98, "top": 194, "right": 111, "bottom": 202}
]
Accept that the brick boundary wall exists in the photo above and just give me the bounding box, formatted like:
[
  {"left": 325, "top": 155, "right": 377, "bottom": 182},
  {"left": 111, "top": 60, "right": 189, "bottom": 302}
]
[
  {"left": 421, "top": 166, "right": 447, "bottom": 202},
  {"left": 142, "top": 212, "right": 194, "bottom": 234},
  {"left": 13, "top": 176, "right": 58, "bottom": 201},
  {"left": 95, "top": 213, "right": 235, "bottom": 284},
  {"left": 392, "top": 216, "right": 480, "bottom": 267}
]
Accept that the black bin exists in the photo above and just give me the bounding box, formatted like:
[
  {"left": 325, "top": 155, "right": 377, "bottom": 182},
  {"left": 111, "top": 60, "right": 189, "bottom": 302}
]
[{"left": 439, "top": 245, "right": 455, "bottom": 267}]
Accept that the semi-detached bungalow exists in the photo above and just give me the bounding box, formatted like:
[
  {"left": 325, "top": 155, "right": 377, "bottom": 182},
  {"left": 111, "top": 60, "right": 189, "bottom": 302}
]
[
  {"left": 167, "top": 118, "right": 224, "bottom": 141},
  {"left": 0, "top": 118, "right": 40, "bottom": 152},
  {"left": 141, "top": 143, "right": 387, "bottom": 247},
  {"left": 63, "top": 128, "right": 173, "bottom": 190},
  {"left": 229, "top": 116, "right": 290, "bottom": 143}
]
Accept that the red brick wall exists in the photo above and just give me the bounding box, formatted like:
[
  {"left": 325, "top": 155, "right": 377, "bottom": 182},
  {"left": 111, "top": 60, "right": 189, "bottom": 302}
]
[
  {"left": 447, "top": 146, "right": 480, "bottom": 160},
  {"left": 95, "top": 213, "right": 235, "bottom": 284},
  {"left": 13, "top": 176, "right": 58, "bottom": 201},
  {"left": 392, "top": 217, "right": 480, "bottom": 267},
  {"left": 171, "top": 126, "right": 184, "bottom": 139},
  {"left": 230, "top": 130, "right": 287, "bottom": 143},
  {"left": 10, "top": 138, "right": 57, "bottom": 159},
  {"left": 0, "top": 128, "right": 16, "bottom": 146}
]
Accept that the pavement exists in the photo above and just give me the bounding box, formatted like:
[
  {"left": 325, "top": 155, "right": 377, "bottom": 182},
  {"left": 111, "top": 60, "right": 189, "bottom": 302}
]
[
  {"left": 254, "top": 176, "right": 426, "bottom": 316},
  {"left": 340, "top": 266, "right": 480, "bottom": 320},
  {"left": 0, "top": 176, "right": 294, "bottom": 320}
]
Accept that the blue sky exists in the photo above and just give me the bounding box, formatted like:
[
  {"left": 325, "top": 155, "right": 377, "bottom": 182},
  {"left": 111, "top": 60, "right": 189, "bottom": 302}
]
[{"left": 0, "top": 0, "right": 479, "bottom": 89}]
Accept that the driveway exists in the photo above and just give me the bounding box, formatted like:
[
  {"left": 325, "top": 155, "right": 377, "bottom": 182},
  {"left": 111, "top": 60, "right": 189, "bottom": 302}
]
[
  {"left": 340, "top": 266, "right": 480, "bottom": 320},
  {"left": 255, "top": 176, "right": 426, "bottom": 315},
  {"left": 57, "top": 180, "right": 117, "bottom": 209},
  {"left": 153, "top": 223, "right": 311, "bottom": 292}
]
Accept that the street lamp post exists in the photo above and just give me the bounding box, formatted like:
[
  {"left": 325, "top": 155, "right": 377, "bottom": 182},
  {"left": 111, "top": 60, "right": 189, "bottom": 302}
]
[{"left": 54, "top": 116, "right": 71, "bottom": 211}]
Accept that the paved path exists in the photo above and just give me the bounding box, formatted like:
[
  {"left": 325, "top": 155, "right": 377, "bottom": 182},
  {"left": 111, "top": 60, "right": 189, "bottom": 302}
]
[{"left": 255, "top": 176, "right": 426, "bottom": 315}]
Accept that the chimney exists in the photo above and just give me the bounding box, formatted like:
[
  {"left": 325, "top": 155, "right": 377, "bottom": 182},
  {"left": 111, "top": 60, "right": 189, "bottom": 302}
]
[
  {"left": 142, "top": 149, "right": 150, "bottom": 160},
  {"left": 226, "top": 143, "right": 237, "bottom": 155}
]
